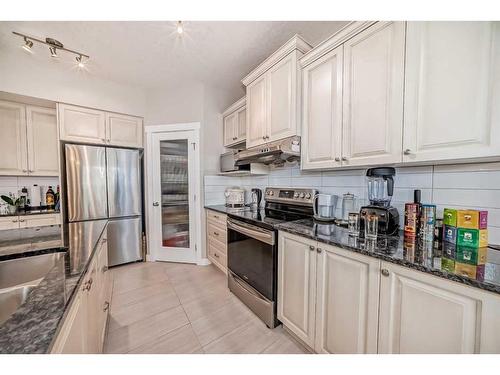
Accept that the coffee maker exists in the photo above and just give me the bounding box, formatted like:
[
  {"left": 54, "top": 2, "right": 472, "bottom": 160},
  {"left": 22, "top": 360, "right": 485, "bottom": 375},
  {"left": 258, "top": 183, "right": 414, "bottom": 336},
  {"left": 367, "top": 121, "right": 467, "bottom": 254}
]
[{"left": 360, "top": 167, "right": 399, "bottom": 235}]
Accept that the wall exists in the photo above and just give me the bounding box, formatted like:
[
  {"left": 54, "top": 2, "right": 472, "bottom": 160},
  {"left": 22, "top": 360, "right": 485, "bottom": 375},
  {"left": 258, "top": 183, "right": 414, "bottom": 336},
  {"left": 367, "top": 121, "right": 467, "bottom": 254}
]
[
  {"left": 204, "top": 161, "right": 500, "bottom": 244},
  {"left": 0, "top": 44, "right": 146, "bottom": 116},
  {"left": 0, "top": 176, "right": 59, "bottom": 214}
]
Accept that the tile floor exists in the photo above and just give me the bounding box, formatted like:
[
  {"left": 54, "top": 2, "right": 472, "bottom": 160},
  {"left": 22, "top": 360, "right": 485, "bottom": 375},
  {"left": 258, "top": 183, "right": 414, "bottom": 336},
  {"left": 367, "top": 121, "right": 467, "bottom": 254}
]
[{"left": 103, "top": 261, "right": 309, "bottom": 354}]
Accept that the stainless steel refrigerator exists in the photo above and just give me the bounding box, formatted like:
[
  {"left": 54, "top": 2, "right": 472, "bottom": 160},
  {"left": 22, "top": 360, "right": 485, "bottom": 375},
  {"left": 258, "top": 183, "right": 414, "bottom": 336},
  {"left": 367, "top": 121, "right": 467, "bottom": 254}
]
[{"left": 64, "top": 144, "right": 143, "bottom": 266}]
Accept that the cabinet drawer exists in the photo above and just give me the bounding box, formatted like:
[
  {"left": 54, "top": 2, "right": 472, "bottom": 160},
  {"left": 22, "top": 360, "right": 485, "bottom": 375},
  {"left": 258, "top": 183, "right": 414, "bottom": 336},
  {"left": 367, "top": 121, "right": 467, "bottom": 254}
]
[
  {"left": 20, "top": 213, "right": 61, "bottom": 228},
  {"left": 0, "top": 217, "right": 20, "bottom": 230},
  {"left": 208, "top": 239, "right": 227, "bottom": 270},
  {"left": 207, "top": 210, "right": 227, "bottom": 227},
  {"left": 207, "top": 222, "right": 227, "bottom": 245}
]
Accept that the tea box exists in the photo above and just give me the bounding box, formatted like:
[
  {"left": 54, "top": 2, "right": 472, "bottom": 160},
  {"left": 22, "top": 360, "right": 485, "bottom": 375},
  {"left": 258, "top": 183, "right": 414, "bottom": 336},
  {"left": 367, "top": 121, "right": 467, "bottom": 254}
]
[
  {"left": 456, "top": 246, "right": 487, "bottom": 265},
  {"left": 441, "top": 257, "right": 455, "bottom": 273},
  {"left": 454, "top": 262, "right": 485, "bottom": 280},
  {"left": 457, "top": 210, "right": 488, "bottom": 230},
  {"left": 457, "top": 228, "right": 488, "bottom": 248},
  {"left": 443, "top": 225, "right": 457, "bottom": 244},
  {"left": 442, "top": 241, "right": 456, "bottom": 259},
  {"left": 443, "top": 208, "right": 458, "bottom": 227}
]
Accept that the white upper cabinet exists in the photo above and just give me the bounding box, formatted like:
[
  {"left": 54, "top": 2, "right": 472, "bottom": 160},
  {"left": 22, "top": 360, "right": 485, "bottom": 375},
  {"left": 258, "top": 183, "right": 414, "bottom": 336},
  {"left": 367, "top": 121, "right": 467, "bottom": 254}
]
[
  {"left": 106, "top": 112, "right": 143, "bottom": 148},
  {"left": 301, "top": 45, "right": 344, "bottom": 170},
  {"left": 59, "top": 103, "right": 143, "bottom": 147},
  {"left": 246, "top": 75, "right": 268, "bottom": 148},
  {"left": 59, "top": 104, "right": 106, "bottom": 145},
  {"left": 403, "top": 22, "right": 500, "bottom": 163},
  {"left": 315, "top": 245, "right": 380, "bottom": 354},
  {"left": 342, "top": 21, "right": 405, "bottom": 167},
  {"left": 243, "top": 35, "right": 312, "bottom": 148},
  {"left": 222, "top": 97, "right": 246, "bottom": 147},
  {"left": 0, "top": 100, "right": 28, "bottom": 175},
  {"left": 26, "top": 106, "right": 59, "bottom": 176}
]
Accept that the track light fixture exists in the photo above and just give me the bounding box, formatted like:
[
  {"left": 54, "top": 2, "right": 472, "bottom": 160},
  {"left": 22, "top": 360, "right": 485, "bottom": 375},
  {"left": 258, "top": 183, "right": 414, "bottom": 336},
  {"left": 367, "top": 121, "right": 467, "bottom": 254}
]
[
  {"left": 22, "top": 37, "right": 33, "bottom": 52},
  {"left": 177, "top": 21, "right": 184, "bottom": 34},
  {"left": 12, "top": 31, "right": 90, "bottom": 63}
]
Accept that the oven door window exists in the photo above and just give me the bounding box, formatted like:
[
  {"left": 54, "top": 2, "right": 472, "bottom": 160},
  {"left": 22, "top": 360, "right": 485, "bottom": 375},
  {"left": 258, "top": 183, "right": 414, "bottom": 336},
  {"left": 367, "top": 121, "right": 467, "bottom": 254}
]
[{"left": 227, "top": 228, "right": 274, "bottom": 300}]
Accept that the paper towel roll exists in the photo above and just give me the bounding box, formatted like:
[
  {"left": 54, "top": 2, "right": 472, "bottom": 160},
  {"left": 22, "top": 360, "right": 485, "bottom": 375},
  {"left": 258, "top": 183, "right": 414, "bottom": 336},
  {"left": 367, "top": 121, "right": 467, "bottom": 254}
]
[{"left": 30, "top": 185, "right": 42, "bottom": 208}]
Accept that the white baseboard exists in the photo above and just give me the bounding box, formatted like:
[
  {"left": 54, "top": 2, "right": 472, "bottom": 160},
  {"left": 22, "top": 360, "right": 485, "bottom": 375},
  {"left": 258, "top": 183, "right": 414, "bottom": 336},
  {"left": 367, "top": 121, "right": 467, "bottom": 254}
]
[{"left": 197, "top": 257, "right": 211, "bottom": 266}]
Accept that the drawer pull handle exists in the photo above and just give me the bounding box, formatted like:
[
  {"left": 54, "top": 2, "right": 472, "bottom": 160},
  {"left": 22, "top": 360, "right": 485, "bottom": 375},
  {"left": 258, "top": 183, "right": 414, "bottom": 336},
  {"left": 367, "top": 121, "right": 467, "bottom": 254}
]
[
  {"left": 213, "top": 232, "right": 219, "bottom": 236},
  {"left": 103, "top": 301, "right": 110, "bottom": 312},
  {"left": 213, "top": 215, "right": 219, "bottom": 219},
  {"left": 381, "top": 269, "right": 390, "bottom": 277},
  {"left": 19, "top": 219, "right": 25, "bottom": 222},
  {"left": 309, "top": 245, "right": 315, "bottom": 251},
  {"left": 316, "top": 247, "right": 322, "bottom": 253},
  {"left": 12, "top": 219, "right": 18, "bottom": 223},
  {"left": 214, "top": 253, "right": 219, "bottom": 258}
]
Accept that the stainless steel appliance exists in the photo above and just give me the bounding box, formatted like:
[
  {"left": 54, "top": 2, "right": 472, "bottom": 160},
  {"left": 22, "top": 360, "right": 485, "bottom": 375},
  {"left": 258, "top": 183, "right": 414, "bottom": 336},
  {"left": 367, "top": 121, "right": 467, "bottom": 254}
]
[
  {"left": 235, "top": 136, "right": 301, "bottom": 166},
  {"left": 250, "top": 188, "right": 262, "bottom": 209},
  {"left": 64, "top": 144, "right": 143, "bottom": 266},
  {"left": 360, "top": 167, "right": 399, "bottom": 235},
  {"left": 227, "top": 187, "right": 316, "bottom": 328},
  {"left": 220, "top": 150, "right": 244, "bottom": 173},
  {"left": 224, "top": 187, "right": 245, "bottom": 208},
  {"left": 313, "top": 193, "right": 338, "bottom": 222}
]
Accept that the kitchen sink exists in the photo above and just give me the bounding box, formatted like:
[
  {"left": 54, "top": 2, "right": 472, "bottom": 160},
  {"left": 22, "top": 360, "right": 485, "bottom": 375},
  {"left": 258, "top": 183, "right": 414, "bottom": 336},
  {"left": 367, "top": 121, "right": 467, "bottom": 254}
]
[{"left": 0, "top": 252, "right": 63, "bottom": 325}]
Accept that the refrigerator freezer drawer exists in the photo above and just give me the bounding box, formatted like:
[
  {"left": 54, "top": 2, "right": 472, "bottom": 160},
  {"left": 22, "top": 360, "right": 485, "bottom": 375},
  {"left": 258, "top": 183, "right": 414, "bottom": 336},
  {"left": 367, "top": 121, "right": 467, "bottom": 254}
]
[
  {"left": 65, "top": 144, "right": 108, "bottom": 221},
  {"left": 107, "top": 217, "right": 142, "bottom": 266},
  {"left": 106, "top": 148, "right": 142, "bottom": 218}
]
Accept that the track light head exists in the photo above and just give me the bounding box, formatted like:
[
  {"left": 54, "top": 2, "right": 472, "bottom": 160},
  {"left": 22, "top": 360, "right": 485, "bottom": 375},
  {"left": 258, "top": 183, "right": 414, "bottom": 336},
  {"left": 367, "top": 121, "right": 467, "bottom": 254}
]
[
  {"left": 76, "top": 55, "right": 85, "bottom": 68},
  {"left": 177, "top": 21, "right": 183, "bottom": 34},
  {"left": 22, "top": 37, "right": 33, "bottom": 52},
  {"left": 49, "top": 46, "right": 58, "bottom": 58}
]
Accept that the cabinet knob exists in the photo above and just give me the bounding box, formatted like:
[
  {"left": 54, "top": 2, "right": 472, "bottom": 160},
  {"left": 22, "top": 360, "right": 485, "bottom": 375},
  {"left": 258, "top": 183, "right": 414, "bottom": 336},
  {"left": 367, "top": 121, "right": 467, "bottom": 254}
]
[
  {"left": 103, "top": 301, "right": 110, "bottom": 312},
  {"left": 334, "top": 157, "right": 340, "bottom": 162},
  {"left": 404, "top": 149, "right": 412, "bottom": 155},
  {"left": 19, "top": 219, "right": 25, "bottom": 222},
  {"left": 381, "top": 269, "right": 390, "bottom": 277},
  {"left": 12, "top": 219, "right": 18, "bottom": 223},
  {"left": 262, "top": 136, "right": 266, "bottom": 140},
  {"left": 29, "top": 169, "right": 34, "bottom": 173},
  {"left": 266, "top": 135, "right": 270, "bottom": 139},
  {"left": 341, "top": 156, "right": 348, "bottom": 161},
  {"left": 213, "top": 215, "right": 219, "bottom": 219},
  {"left": 213, "top": 231, "right": 219, "bottom": 236},
  {"left": 316, "top": 247, "right": 322, "bottom": 253},
  {"left": 22, "top": 169, "right": 27, "bottom": 173},
  {"left": 214, "top": 253, "right": 219, "bottom": 258},
  {"left": 153, "top": 202, "right": 159, "bottom": 207},
  {"left": 309, "top": 245, "right": 315, "bottom": 251}
]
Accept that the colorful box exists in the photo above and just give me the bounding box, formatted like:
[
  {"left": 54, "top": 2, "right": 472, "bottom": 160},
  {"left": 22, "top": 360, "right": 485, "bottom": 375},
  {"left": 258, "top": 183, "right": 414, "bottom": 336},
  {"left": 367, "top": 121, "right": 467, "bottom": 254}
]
[
  {"left": 442, "top": 242, "right": 456, "bottom": 259},
  {"left": 457, "top": 210, "right": 488, "bottom": 230},
  {"left": 457, "top": 228, "right": 488, "bottom": 248},
  {"left": 443, "top": 208, "right": 458, "bottom": 227},
  {"left": 456, "top": 246, "right": 488, "bottom": 265},
  {"left": 441, "top": 257, "right": 455, "bottom": 273},
  {"left": 455, "top": 262, "right": 485, "bottom": 280},
  {"left": 443, "top": 225, "right": 457, "bottom": 244}
]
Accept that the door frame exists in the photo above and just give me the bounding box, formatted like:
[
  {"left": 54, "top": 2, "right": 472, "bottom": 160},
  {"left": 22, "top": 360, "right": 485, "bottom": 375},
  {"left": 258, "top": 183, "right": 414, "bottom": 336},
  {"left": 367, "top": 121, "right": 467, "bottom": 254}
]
[{"left": 145, "top": 123, "right": 204, "bottom": 265}]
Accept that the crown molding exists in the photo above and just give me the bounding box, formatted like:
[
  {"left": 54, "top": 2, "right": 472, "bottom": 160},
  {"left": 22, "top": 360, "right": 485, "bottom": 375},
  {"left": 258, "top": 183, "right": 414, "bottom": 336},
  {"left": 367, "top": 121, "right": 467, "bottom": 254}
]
[
  {"left": 300, "top": 21, "right": 377, "bottom": 67},
  {"left": 222, "top": 96, "right": 246, "bottom": 117},
  {"left": 242, "top": 34, "right": 313, "bottom": 86}
]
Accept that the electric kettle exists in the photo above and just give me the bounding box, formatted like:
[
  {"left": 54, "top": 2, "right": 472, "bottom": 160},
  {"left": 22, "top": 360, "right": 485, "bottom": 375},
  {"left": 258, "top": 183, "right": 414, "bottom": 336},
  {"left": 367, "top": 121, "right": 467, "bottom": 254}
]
[{"left": 251, "top": 188, "right": 262, "bottom": 209}]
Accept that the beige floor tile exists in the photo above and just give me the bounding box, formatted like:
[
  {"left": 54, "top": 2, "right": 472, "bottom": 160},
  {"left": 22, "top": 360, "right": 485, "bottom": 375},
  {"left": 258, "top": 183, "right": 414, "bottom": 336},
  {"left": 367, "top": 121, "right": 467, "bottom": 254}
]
[
  {"left": 104, "top": 305, "right": 189, "bottom": 354},
  {"left": 108, "top": 285, "right": 180, "bottom": 332},
  {"left": 181, "top": 286, "right": 235, "bottom": 322},
  {"left": 260, "top": 327, "right": 310, "bottom": 354},
  {"left": 190, "top": 298, "right": 254, "bottom": 346},
  {"left": 203, "top": 318, "right": 282, "bottom": 354},
  {"left": 112, "top": 280, "right": 173, "bottom": 309},
  {"left": 128, "top": 324, "right": 203, "bottom": 354},
  {"left": 112, "top": 271, "right": 169, "bottom": 295}
]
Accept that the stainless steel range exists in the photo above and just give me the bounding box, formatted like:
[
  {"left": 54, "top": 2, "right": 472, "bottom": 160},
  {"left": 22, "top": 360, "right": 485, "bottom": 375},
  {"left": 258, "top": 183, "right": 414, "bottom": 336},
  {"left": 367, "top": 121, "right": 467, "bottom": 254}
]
[{"left": 226, "top": 187, "right": 316, "bottom": 328}]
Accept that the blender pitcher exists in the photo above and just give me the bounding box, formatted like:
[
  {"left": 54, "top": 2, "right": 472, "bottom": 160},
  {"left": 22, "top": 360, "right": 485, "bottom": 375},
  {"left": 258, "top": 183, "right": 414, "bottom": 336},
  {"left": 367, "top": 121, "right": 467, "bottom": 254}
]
[{"left": 366, "top": 167, "right": 396, "bottom": 207}]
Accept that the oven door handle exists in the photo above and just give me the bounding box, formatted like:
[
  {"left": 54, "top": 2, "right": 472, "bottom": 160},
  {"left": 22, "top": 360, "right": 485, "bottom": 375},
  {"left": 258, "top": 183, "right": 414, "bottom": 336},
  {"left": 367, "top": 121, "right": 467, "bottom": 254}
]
[{"left": 227, "top": 219, "right": 275, "bottom": 245}]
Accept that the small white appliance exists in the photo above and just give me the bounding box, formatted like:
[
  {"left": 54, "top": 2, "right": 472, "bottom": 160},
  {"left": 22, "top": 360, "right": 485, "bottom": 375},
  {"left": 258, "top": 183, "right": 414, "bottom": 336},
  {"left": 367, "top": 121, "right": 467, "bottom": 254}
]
[
  {"left": 313, "top": 193, "right": 339, "bottom": 222},
  {"left": 224, "top": 187, "right": 245, "bottom": 208}
]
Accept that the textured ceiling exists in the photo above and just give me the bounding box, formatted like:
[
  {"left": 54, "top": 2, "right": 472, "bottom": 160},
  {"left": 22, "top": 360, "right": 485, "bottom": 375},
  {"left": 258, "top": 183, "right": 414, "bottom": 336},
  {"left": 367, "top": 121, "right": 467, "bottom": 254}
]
[{"left": 0, "top": 21, "right": 349, "bottom": 94}]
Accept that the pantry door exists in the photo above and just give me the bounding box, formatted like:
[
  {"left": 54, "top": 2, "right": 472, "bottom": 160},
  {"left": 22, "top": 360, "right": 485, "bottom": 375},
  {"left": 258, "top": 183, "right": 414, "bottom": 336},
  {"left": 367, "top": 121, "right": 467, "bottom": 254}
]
[{"left": 150, "top": 129, "right": 199, "bottom": 264}]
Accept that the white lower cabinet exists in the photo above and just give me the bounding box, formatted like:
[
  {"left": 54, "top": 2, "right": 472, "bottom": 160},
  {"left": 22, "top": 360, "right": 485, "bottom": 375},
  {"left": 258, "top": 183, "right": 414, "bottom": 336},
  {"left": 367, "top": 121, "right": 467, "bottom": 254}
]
[
  {"left": 279, "top": 231, "right": 500, "bottom": 354},
  {"left": 378, "top": 261, "right": 500, "bottom": 354},
  {"left": 51, "top": 234, "right": 111, "bottom": 354},
  {"left": 315, "top": 246, "right": 380, "bottom": 354}
]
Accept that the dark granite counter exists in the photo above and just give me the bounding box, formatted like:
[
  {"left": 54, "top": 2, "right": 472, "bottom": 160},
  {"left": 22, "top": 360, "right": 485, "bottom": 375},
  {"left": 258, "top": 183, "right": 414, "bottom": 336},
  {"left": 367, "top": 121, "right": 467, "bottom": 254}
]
[
  {"left": 276, "top": 219, "right": 500, "bottom": 296},
  {"left": 0, "top": 210, "right": 61, "bottom": 218},
  {"left": 0, "top": 225, "right": 63, "bottom": 259},
  {"left": 205, "top": 204, "right": 252, "bottom": 215},
  {"left": 0, "top": 220, "right": 107, "bottom": 354}
]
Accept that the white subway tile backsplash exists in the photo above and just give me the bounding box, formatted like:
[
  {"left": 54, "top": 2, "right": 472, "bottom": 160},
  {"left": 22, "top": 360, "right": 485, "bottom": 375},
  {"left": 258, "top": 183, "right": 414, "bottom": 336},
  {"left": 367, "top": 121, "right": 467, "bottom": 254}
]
[{"left": 203, "top": 163, "right": 500, "bottom": 244}]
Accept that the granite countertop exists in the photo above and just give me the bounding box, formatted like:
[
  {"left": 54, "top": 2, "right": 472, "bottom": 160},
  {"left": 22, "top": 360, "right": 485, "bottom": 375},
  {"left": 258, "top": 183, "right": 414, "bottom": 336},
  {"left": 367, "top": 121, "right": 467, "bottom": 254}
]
[
  {"left": 0, "top": 220, "right": 108, "bottom": 354},
  {"left": 0, "top": 225, "right": 63, "bottom": 259},
  {"left": 205, "top": 204, "right": 253, "bottom": 215},
  {"left": 276, "top": 219, "right": 500, "bottom": 296},
  {"left": 0, "top": 210, "right": 61, "bottom": 218}
]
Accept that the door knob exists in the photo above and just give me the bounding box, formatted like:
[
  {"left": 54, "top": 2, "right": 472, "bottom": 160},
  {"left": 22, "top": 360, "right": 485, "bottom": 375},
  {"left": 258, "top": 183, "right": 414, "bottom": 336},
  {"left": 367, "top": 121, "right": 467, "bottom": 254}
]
[{"left": 153, "top": 202, "right": 159, "bottom": 207}]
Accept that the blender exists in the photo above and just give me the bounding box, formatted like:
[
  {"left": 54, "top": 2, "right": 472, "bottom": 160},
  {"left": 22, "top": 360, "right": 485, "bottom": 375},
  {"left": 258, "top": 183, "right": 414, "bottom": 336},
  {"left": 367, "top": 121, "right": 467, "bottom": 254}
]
[{"left": 359, "top": 167, "right": 399, "bottom": 235}]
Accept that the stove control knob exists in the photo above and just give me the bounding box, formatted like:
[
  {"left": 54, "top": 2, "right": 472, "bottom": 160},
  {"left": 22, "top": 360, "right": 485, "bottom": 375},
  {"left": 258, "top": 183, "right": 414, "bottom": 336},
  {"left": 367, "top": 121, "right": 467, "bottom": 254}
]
[
  {"left": 269, "top": 190, "right": 274, "bottom": 196},
  {"left": 299, "top": 192, "right": 305, "bottom": 198},
  {"left": 305, "top": 193, "right": 311, "bottom": 199},
  {"left": 294, "top": 192, "right": 299, "bottom": 198}
]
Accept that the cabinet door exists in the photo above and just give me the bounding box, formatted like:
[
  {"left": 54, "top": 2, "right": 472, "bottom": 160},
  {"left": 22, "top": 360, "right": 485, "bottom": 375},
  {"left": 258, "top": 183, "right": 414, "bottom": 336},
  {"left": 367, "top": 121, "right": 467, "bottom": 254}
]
[
  {"left": 58, "top": 104, "right": 106, "bottom": 145},
  {"left": 342, "top": 21, "right": 405, "bottom": 166},
  {"left": 246, "top": 75, "right": 267, "bottom": 148},
  {"left": 237, "top": 107, "right": 246, "bottom": 140},
  {"left": 0, "top": 216, "right": 20, "bottom": 230},
  {"left": 267, "top": 52, "right": 298, "bottom": 142},
  {"left": 51, "top": 287, "right": 87, "bottom": 353},
  {"left": 26, "top": 106, "right": 59, "bottom": 176},
  {"left": 378, "top": 262, "right": 480, "bottom": 353},
  {"left": 97, "top": 238, "right": 110, "bottom": 353},
  {"left": 85, "top": 258, "right": 100, "bottom": 354},
  {"left": 0, "top": 100, "right": 28, "bottom": 175},
  {"left": 223, "top": 113, "right": 237, "bottom": 146},
  {"left": 277, "top": 231, "right": 317, "bottom": 348},
  {"left": 403, "top": 22, "right": 500, "bottom": 162},
  {"left": 315, "top": 245, "right": 380, "bottom": 354},
  {"left": 106, "top": 112, "right": 143, "bottom": 148},
  {"left": 301, "top": 46, "right": 343, "bottom": 170}
]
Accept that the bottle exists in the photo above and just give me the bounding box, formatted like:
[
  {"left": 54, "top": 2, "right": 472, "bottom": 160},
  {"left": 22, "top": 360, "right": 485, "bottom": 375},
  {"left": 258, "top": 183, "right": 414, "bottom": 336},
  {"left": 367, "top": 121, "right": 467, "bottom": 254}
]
[
  {"left": 19, "top": 186, "right": 28, "bottom": 211},
  {"left": 46, "top": 186, "right": 55, "bottom": 211},
  {"left": 404, "top": 189, "right": 422, "bottom": 238},
  {"left": 55, "top": 185, "right": 60, "bottom": 211}
]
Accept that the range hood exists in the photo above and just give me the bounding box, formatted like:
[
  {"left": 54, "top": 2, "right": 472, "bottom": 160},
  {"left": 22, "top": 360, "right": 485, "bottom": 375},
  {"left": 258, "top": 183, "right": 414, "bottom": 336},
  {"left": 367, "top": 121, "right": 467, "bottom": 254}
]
[{"left": 235, "top": 136, "right": 301, "bottom": 166}]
